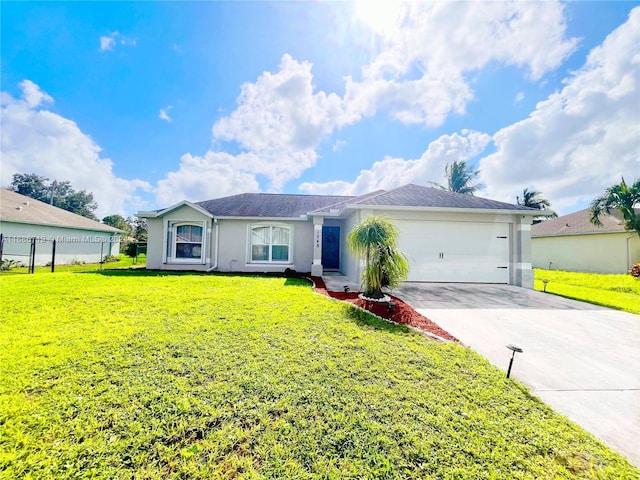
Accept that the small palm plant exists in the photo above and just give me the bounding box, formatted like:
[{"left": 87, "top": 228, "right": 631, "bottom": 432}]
[{"left": 347, "top": 216, "right": 409, "bottom": 299}]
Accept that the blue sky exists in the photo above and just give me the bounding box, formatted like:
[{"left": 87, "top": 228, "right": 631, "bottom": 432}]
[{"left": 1, "top": 1, "right": 638, "bottom": 218}]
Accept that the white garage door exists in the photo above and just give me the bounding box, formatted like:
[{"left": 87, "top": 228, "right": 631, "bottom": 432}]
[{"left": 396, "top": 221, "right": 510, "bottom": 283}]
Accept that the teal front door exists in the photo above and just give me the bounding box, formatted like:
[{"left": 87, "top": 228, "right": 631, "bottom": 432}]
[{"left": 321, "top": 226, "right": 340, "bottom": 270}]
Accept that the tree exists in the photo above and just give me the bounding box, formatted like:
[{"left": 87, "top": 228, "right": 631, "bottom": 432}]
[
  {"left": 9, "top": 173, "right": 99, "bottom": 220},
  {"left": 63, "top": 190, "right": 98, "bottom": 220},
  {"left": 347, "top": 216, "right": 409, "bottom": 299},
  {"left": 590, "top": 177, "right": 640, "bottom": 237},
  {"left": 517, "top": 188, "right": 557, "bottom": 224},
  {"left": 8, "top": 173, "right": 49, "bottom": 201},
  {"left": 127, "top": 216, "right": 148, "bottom": 242},
  {"left": 431, "top": 160, "right": 485, "bottom": 195},
  {"left": 102, "top": 214, "right": 131, "bottom": 234}
]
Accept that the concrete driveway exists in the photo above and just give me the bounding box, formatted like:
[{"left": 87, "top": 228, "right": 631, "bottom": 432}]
[{"left": 394, "top": 283, "right": 640, "bottom": 466}]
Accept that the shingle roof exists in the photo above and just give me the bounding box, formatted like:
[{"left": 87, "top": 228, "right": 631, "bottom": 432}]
[
  {"left": 151, "top": 184, "right": 535, "bottom": 219},
  {"left": 349, "top": 184, "right": 535, "bottom": 211},
  {"left": 0, "top": 188, "right": 123, "bottom": 233},
  {"left": 197, "top": 193, "right": 354, "bottom": 217},
  {"left": 532, "top": 208, "right": 629, "bottom": 237}
]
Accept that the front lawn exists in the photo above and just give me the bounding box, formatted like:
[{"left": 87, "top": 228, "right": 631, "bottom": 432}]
[
  {"left": 534, "top": 269, "right": 640, "bottom": 314},
  {"left": 1, "top": 272, "right": 636, "bottom": 479}
]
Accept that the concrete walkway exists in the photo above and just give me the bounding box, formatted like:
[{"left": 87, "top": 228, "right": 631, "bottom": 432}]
[
  {"left": 394, "top": 283, "right": 640, "bottom": 466},
  {"left": 321, "top": 273, "right": 360, "bottom": 293}
]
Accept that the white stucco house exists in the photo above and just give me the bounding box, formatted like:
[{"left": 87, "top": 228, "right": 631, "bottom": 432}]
[
  {"left": 0, "top": 188, "right": 124, "bottom": 266},
  {"left": 138, "top": 184, "right": 539, "bottom": 288},
  {"left": 532, "top": 208, "right": 640, "bottom": 274}
]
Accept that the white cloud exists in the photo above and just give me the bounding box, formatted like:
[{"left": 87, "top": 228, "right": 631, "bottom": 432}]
[
  {"left": 300, "top": 130, "right": 490, "bottom": 195},
  {"left": 344, "top": 1, "right": 578, "bottom": 127},
  {"left": 514, "top": 92, "right": 525, "bottom": 104},
  {"left": 332, "top": 140, "right": 347, "bottom": 152},
  {"left": 99, "top": 31, "right": 136, "bottom": 52},
  {"left": 155, "top": 152, "right": 260, "bottom": 205},
  {"left": 159, "top": 105, "right": 173, "bottom": 122},
  {"left": 0, "top": 80, "right": 151, "bottom": 217},
  {"left": 155, "top": 54, "right": 350, "bottom": 204},
  {"left": 210, "top": 54, "right": 351, "bottom": 190},
  {"left": 19, "top": 79, "right": 54, "bottom": 108},
  {"left": 480, "top": 7, "right": 640, "bottom": 213},
  {"left": 99, "top": 31, "right": 118, "bottom": 52}
]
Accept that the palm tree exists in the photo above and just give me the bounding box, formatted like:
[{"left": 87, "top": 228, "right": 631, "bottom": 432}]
[
  {"left": 517, "top": 188, "right": 557, "bottom": 223},
  {"left": 430, "top": 160, "right": 485, "bottom": 195},
  {"left": 590, "top": 177, "right": 640, "bottom": 237},
  {"left": 347, "top": 216, "right": 409, "bottom": 299}
]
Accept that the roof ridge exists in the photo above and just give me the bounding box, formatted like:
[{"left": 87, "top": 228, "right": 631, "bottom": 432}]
[
  {"left": 196, "top": 191, "right": 354, "bottom": 205},
  {"left": 347, "top": 188, "right": 390, "bottom": 205},
  {"left": 308, "top": 189, "right": 387, "bottom": 214}
]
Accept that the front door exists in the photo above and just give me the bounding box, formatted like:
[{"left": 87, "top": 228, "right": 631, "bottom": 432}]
[{"left": 321, "top": 226, "right": 340, "bottom": 270}]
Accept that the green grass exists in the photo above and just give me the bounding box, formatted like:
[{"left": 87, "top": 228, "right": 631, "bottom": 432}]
[
  {"left": 1, "top": 272, "right": 637, "bottom": 479},
  {"left": 534, "top": 269, "right": 640, "bottom": 314}
]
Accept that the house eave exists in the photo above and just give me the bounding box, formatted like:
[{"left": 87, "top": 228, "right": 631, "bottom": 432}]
[
  {"left": 0, "top": 218, "right": 125, "bottom": 234},
  {"left": 213, "top": 215, "right": 310, "bottom": 222},
  {"left": 532, "top": 230, "right": 630, "bottom": 239}
]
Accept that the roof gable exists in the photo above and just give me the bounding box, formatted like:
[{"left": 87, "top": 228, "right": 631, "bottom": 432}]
[
  {"left": 147, "top": 200, "right": 213, "bottom": 218},
  {"left": 0, "top": 189, "right": 123, "bottom": 233},
  {"left": 532, "top": 208, "right": 629, "bottom": 237}
]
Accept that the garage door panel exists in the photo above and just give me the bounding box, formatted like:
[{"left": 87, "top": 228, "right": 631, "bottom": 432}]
[{"left": 396, "top": 220, "right": 509, "bottom": 283}]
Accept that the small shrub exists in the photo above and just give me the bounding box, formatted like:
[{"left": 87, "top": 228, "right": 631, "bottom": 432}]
[
  {"left": 102, "top": 255, "right": 121, "bottom": 263},
  {"left": 629, "top": 263, "right": 640, "bottom": 278},
  {"left": 70, "top": 259, "right": 85, "bottom": 265},
  {"left": 125, "top": 241, "right": 138, "bottom": 258},
  {"left": 0, "top": 259, "right": 24, "bottom": 271}
]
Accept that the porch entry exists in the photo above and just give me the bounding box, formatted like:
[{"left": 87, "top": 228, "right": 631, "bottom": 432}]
[{"left": 321, "top": 226, "right": 340, "bottom": 270}]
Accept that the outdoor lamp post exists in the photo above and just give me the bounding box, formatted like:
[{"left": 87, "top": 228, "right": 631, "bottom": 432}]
[{"left": 506, "top": 344, "right": 523, "bottom": 378}]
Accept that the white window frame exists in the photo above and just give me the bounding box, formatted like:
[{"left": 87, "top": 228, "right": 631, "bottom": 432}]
[
  {"left": 248, "top": 224, "right": 293, "bottom": 264},
  {"left": 168, "top": 221, "right": 206, "bottom": 264}
]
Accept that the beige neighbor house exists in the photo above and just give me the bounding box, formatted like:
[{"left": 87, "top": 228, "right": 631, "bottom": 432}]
[
  {"left": 138, "top": 184, "right": 539, "bottom": 288},
  {"left": 532, "top": 208, "right": 640, "bottom": 274},
  {"left": 0, "top": 188, "right": 124, "bottom": 266}
]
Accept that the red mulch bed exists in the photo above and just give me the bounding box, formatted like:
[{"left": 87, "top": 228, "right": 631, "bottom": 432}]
[{"left": 310, "top": 277, "right": 458, "bottom": 342}]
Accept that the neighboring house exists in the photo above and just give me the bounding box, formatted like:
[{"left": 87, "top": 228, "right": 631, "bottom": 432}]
[
  {"left": 532, "top": 208, "right": 640, "bottom": 274},
  {"left": 0, "top": 188, "right": 124, "bottom": 266},
  {"left": 138, "top": 184, "right": 539, "bottom": 288}
]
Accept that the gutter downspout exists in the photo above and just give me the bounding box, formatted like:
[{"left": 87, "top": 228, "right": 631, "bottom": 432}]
[{"left": 207, "top": 218, "right": 219, "bottom": 272}]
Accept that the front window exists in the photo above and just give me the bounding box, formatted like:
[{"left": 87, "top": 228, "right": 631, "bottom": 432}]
[
  {"left": 251, "top": 225, "right": 291, "bottom": 262},
  {"left": 174, "top": 224, "right": 203, "bottom": 260}
]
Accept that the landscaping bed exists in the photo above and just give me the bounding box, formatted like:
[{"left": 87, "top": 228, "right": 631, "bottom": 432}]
[{"left": 311, "top": 276, "right": 459, "bottom": 342}]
